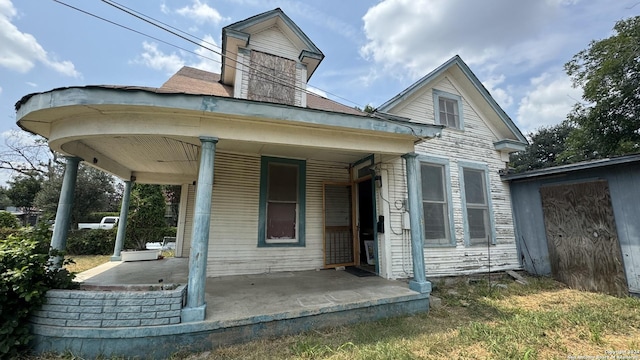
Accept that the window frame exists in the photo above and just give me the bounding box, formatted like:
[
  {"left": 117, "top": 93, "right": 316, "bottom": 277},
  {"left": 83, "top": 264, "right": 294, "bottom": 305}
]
[
  {"left": 258, "top": 156, "right": 306, "bottom": 247},
  {"left": 433, "top": 89, "right": 464, "bottom": 130},
  {"left": 417, "top": 155, "right": 456, "bottom": 247},
  {"left": 458, "top": 161, "right": 496, "bottom": 246}
]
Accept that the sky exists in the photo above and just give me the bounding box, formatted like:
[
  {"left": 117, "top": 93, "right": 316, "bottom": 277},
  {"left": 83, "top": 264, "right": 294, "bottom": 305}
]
[{"left": 0, "top": 0, "right": 638, "bottom": 185}]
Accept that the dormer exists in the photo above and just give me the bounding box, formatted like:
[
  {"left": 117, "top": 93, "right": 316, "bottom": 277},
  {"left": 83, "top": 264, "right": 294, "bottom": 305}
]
[{"left": 220, "top": 8, "right": 324, "bottom": 107}]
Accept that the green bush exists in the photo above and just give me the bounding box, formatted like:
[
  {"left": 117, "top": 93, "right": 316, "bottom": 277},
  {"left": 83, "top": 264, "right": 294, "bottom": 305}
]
[
  {"left": 0, "top": 227, "right": 22, "bottom": 240},
  {"left": 0, "top": 211, "right": 20, "bottom": 229},
  {"left": 0, "top": 224, "right": 76, "bottom": 357},
  {"left": 66, "top": 228, "right": 117, "bottom": 255}
]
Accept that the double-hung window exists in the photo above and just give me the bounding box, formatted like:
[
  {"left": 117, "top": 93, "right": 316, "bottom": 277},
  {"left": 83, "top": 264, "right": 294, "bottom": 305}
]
[
  {"left": 433, "top": 89, "right": 464, "bottom": 130},
  {"left": 258, "top": 157, "right": 306, "bottom": 247},
  {"left": 460, "top": 163, "right": 495, "bottom": 246},
  {"left": 419, "top": 157, "right": 455, "bottom": 246}
]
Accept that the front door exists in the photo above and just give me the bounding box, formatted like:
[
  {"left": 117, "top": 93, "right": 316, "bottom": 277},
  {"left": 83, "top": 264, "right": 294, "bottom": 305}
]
[{"left": 323, "top": 183, "right": 355, "bottom": 268}]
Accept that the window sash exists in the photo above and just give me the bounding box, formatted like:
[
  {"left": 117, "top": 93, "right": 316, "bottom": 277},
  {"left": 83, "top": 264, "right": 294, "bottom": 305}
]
[
  {"left": 439, "top": 97, "right": 459, "bottom": 128},
  {"left": 462, "top": 167, "right": 490, "bottom": 244},
  {"left": 420, "top": 163, "right": 451, "bottom": 245}
]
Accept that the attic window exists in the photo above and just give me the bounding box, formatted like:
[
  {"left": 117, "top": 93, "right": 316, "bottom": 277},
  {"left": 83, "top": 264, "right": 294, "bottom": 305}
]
[
  {"left": 248, "top": 50, "right": 296, "bottom": 106},
  {"left": 433, "top": 89, "right": 464, "bottom": 130}
]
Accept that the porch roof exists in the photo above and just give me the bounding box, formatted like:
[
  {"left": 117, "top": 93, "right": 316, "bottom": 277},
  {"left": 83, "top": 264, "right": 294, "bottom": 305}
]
[{"left": 15, "top": 85, "right": 442, "bottom": 184}]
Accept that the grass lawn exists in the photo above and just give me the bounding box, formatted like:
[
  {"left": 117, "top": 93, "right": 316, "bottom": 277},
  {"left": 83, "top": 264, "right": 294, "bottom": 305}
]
[
  {"left": 33, "top": 273, "right": 640, "bottom": 360},
  {"left": 64, "top": 255, "right": 111, "bottom": 273}
]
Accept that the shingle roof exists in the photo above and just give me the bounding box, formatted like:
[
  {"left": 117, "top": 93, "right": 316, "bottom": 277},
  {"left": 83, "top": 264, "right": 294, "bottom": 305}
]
[{"left": 161, "top": 66, "right": 365, "bottom": 116}]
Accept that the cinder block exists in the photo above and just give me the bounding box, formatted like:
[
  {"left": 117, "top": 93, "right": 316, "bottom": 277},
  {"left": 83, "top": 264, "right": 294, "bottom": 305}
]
[
  {"left": 156, "top": 310, "right": 180, "bottom": 318},
  {"left": 103, "top": 305, "right": 141, "bottom": 313},
  {"left": 102, "top": 319, "right": 141, "bottom": 327},
  {"left": 79, "top": 306, "right": 103, "bottom": 314},
  {"left": 48, "top": 311, "right": 80, "bottom": 320},
  {"left": 46, "top": 298, "right": 80, "bottom": 306},
  {"left": 117, "top": 312, "right": 156, "bottom": 320},
  {"left": 155, "top": 298, "right": 177, "bottom": 305},
  {"left": 41, "top": 304, "right": 67, "bottom": 312},
  {"left": 69, "top": 291, "right": 105, "bottom": 300},
  {"left": 117, "top": 298, "right": 156, "bottom": 306},
  {"left": 80, "top": 299, "right": 107, "bottom": 306},
  {"left": 169, "top": 316, "right": 181, "bottom": 324},
  {"left": 170, "top": 303, "right": 183, "bottom": 311},
  {"left": 30, "top": 317, "right": 62, "bottom": 326},
  {"left": 80, "top": 312, "right": 116, "bottom": 320},
  {"left": 141, "top": 318, "right": 170, "bottom": 326},
  {"left": 46, "top": 290, "right": 71, "bottom": 299},
  {"left": 143, "top": 304, "right": 170, "bottom": 312},
  {"left": 429, "top": 296, "right": 442, "bottom": 309}
]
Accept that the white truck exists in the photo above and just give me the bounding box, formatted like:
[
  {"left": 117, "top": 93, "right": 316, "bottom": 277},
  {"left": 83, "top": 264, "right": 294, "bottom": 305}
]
[{"left": 78, "top": 216, "right": 119, "bottom": 230}]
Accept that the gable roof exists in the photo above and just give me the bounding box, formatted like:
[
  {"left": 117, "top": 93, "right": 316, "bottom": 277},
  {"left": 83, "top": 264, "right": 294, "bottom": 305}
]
[
  {"left": 378, "top": 55, "right": 527, "bottom": 144},
  {"left": 161, "top": 66, "right": 364, "bottom": 116},
  {"left": 221, "top": 8, "right": 324, "bottom": 85}
]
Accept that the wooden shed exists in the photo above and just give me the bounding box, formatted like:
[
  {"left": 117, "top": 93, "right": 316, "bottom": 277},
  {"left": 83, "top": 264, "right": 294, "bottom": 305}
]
[{"left": 504, "top": 154, "right": 640, "bottom": 297}]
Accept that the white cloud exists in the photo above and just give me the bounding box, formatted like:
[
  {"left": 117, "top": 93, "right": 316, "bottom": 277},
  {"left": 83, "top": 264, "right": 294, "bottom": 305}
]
[
  {"left": 176, "top": 0, "right": 228, "bottom": 24},
  {"left": 0, "top": 0, "right": 79, "bottom": 77},
  {"left": 133, "top": 35, "right": 222, "bottom": 75},
  {"left": 133, "top": 42, "right": 186, "bottom": 75},
  {"left": 0, "top": 85, "right": 3, "bottom": 95},
  {"left": 360, "top": 0, "right": 567, "bottom": 80},
  {"left": 516, "top": 72, "right": 582, "bottom": 134},
  {"left": 482, "top": 74, "right": 513, "bottom": 109},
  {"left": 190, "top": 35, "right": 222, "bottom": 73}
]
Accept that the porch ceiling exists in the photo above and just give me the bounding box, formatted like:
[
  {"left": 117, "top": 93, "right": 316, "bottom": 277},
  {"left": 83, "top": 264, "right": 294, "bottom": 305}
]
[{"left": 16, "top": 87, "right": 443, "bottom": 184}]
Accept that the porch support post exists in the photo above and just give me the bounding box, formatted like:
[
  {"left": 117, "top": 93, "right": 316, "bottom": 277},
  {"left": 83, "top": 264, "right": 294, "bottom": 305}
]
[
  {"left": 111, "top": 179, "right": 133, "bottom": 261},
  {"left": 182, "top": 136, "right": 218, "bottom": 322},
  {"left": 50, "top": 156, "right": 81, "bottom": 269},
  {"left": 401, "top": 152, "right": 431, "bottom": 294}
]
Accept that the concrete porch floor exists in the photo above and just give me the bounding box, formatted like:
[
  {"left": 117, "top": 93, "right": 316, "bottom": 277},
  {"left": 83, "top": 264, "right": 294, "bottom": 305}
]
[
  {"left": 77, "top": 257, "right": 424, "bottom": 324},
  {"left": 32, "top": 258, "right": 429, "bottom": 358}
]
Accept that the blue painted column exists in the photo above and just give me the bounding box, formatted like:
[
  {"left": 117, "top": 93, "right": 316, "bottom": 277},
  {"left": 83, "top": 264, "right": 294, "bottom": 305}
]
[
  {"left": 401, "top": 153, "right": 431, "bottom": 294},
  {"left": 182, "top": 136, "right": 218, "bottom": 322},
  {"left": 50, "top": 156, "right": 81, "bottom": 269},
  {"left": 111, "top": 179, "right": 133, "bottom": 261}
]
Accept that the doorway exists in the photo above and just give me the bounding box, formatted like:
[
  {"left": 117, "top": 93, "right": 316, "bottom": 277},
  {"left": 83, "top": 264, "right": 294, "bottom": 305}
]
[{"left": 356, "top": 178, "right": 376, "bottom": 273}]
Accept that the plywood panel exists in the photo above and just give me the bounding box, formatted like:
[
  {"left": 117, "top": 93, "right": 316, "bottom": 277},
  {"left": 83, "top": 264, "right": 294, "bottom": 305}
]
[{"left": 540, "top": 180, "right": 627, "bottom": 296}]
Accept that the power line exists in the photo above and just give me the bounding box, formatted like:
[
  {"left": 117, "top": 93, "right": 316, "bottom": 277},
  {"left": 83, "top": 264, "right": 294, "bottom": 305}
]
[{"left": 92, "top": 0, "right": 365, "bottom": 109}]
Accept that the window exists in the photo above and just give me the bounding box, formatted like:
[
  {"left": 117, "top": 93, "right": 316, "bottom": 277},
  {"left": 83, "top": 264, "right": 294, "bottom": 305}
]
[
  {"left": 418, "top": 156, "right": 455, "bottom": 247},
  {"left": 258, "top": 157, "right": 306, "bottom": 247},
  {"left": 460, "top": 164, "right": 495, "bottom": 246},
  {"left": 433, "top": 89, "right": 464, "bottom": 130}
]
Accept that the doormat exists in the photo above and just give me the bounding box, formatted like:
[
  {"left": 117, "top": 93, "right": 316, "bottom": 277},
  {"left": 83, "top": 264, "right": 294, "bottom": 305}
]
[{"left": 344, "top": 266, "right": 376, "bottom": 277}]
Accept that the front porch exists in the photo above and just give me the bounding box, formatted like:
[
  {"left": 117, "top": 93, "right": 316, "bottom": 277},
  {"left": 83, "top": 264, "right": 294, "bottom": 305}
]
[{"left": 30, "top": 259, "right": 430, "bottom": 358}]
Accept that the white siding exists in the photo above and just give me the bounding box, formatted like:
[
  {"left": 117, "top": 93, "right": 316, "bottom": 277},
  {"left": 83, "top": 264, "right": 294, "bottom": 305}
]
[
  {"left": 250, "top": 26, "right": 299, "bottom": 61},
  {"left": 182, "top": 152, "right": 350, "bottom": 277},
  {"left": 383, "top": 75, "right": 520, "bottom": 278}
]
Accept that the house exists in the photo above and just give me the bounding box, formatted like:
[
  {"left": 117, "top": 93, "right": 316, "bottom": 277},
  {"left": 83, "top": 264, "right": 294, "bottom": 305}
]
[
  {"left": 504, "top": 154, "right": 640, "bottom": 297},
  {"left": 15, "top": 8, "right": 526, "bottom": 356}
]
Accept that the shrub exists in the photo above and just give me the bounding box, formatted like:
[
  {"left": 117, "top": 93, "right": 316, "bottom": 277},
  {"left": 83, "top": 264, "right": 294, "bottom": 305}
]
[
  {"left": 0, "top": 211, "right": 20, "bottom": 229},
  {"left": 66, "top": 228, "right": 117, "bottom": 255},
  {"left": 0, "top": 224, "right": 76, "bottom": 357},
  {"left": 0, "top": 227, "right": 22, "bottom": 240}
]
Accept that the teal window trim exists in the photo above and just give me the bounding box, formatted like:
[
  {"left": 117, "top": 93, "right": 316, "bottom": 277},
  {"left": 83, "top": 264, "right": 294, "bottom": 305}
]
[
  {"left": 258, "top": 156, "right": 306, "bottom": 247},
  {"left": 458, "top": 161, "right": 496, "bottom": 246},
  {"left": 417, "top": 155, "right": 456, "bottom": 247},
  {"left": 433, "top": 89, "right": 464, "bottom": 130}
]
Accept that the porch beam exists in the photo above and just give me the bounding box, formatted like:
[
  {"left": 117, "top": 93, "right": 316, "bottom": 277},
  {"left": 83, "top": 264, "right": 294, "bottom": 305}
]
[
  {"left": 182, "top": 136, "right": 218, "bottom": 322},
  {"left": 111, "top": 179, "right": 133, "bottom": 261},
  {"left": 50, "top": 156, "right": 81, "bottom": 268},
  {"left": 401, "top": 152, "right": 431, "bottom": 294}
]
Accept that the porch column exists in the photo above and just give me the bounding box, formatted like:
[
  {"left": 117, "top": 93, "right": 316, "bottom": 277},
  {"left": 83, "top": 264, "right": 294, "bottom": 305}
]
[
  {"left": 111, "top": 179, "right": 134, "bottom": 261},
  {"left": 50, "top": 156, "right": 81, "bottom": 268},
  {"left": 401, "top": 152, "right": 431, "bottom": 294},
  {"left": 182, "top": 136, "right": 218, "bottom": 322}
]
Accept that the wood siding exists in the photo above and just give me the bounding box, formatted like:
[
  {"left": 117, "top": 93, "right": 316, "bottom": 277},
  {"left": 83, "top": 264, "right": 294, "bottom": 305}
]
[
  {"left": 250, "top": 26, "right": 300, "bottom": 61},
  {"left": 383, "top": 75, "right": 519, "bottom": 278},
  {"left": 182, "top": 152, "right": 350, "bottom": 277}
]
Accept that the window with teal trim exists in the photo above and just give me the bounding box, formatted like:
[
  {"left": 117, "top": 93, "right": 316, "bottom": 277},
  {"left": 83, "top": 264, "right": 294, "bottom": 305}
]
[
  {"left": 258, "top": 157, "right": 306, "bottom": 247},
  {"left": 460, "top": 166, "right": 493, "bottom": 246},
  {"left": 433, "top": 89, "right": 464, "bottom": 130},
  {"left": 419, "top": 157, "right": 455, "bottom": 247}
]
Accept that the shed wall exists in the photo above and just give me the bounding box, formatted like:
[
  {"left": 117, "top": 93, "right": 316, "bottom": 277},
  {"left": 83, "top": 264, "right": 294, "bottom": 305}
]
[{"left": 509, "top": 162, "right": 640, "bottom": 294}]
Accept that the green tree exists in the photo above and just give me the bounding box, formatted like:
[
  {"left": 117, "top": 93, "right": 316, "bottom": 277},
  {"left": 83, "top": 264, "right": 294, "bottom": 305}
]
[
  {"left": 6, "top": 174, "right": 42, "bottom": 225},
  {"left": 126, "top": 184, "right": 167, "bottom": 250},
  {"left": 510, "top": 122, "right": 575, "bottom": 173},
  {"left": 0, "top": 186, "right": 11, "bottom": 209},
  {"left": 34, "top": 162, "right": 117, "bottom": 226},
  {"left": 563, "top": 16, "right": 640, "bottom": 160}
]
